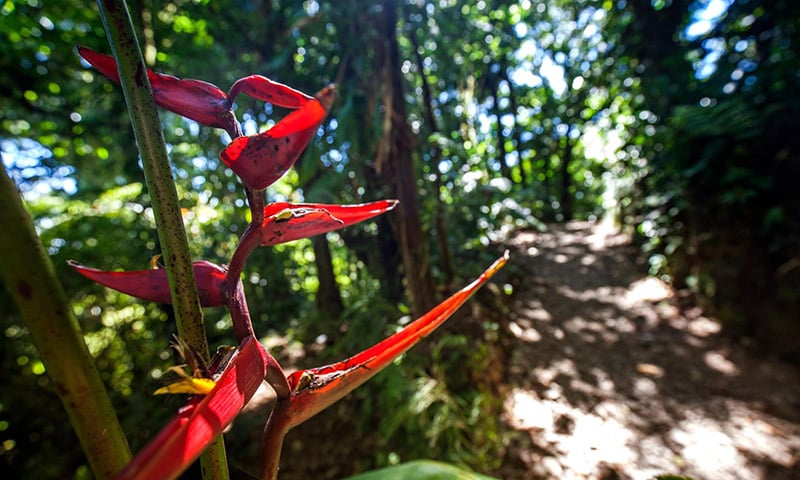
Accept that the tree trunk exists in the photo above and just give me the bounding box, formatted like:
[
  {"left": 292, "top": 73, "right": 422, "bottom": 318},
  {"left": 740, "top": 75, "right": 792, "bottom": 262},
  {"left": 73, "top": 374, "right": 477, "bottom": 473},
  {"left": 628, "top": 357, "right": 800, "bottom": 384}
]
[
  {"left": 626, "top": 0, "right": 696, "bottom": 117},
  {"left": 490, "top": 78, "right": 513, "bottom": 180},
  {"left": 500, "top": 67, "right": 526, "bottom": 184},
  {"left": 408, "top": 18, "right": 455, "bottom": 286},
  {"left": 312, "top": 235, "right": 344, "bottom": 319},
  {"left": 375, "top": 0, "right": 438, "bottom": 317},
  {"left": 560, "top": 133, "right": 574, "bottom": 221}
]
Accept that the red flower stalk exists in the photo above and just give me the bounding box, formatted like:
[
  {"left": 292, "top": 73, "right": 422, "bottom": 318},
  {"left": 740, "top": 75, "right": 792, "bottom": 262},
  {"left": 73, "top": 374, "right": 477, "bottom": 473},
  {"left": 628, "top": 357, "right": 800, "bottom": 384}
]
[
  {"left": 68, "top": 260, "right": 227, "bottom": 307},
  {"left": 77, "top": 46, "right": 239, "bottom": 135},
  {"left": 259, "top": 252, "right": 509, "bottom": 478},
  {"left": 114, "top": 336, "right": 282, "bottom": 480},
  {"left": 219, "top": 85, "right": 336, "bottom": 191}
]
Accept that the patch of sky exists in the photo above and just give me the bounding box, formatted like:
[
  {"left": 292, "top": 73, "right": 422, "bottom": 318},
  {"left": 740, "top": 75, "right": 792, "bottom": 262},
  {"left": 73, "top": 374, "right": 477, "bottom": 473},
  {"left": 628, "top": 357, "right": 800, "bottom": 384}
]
[
  {"left": 686, "top": 0, "right": 734, "bottom": 80},
  {"left": 321, "top": 143, "right": 349, "bottom": 173},
  {"left": 241, "top": 113, "right": 259, "bottom": 136},
  {"left": 2, "top": 138, "right": 77, "bottom": 196},
  {"left": 686, "top": 0, "right": 733, "bottom": 39},
  {"left": 511, "top": 38, "right": 566, "bottom": 96}
]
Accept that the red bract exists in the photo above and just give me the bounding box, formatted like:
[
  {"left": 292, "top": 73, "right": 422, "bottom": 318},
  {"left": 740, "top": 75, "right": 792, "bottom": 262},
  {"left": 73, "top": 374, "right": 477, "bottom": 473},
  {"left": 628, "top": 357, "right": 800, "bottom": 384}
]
[
  {"left": 114, "top": 336, "right": 268, "bottom": 480},
  {"left": 259, "top": 200, "right": 398, "bottom": 246},
  {"left": 219, "top": 85, "right": 336, "bottom": 191},
  {"left": 77, "top": 46, "right": 238, "bottom": 133},
  {"left": 274, "top": 251, "right": 508, "bottom": 429},
  {"left": 68, "top": 260, "right": 227, "bottom": 307},
  {"left": 228, "top": 75, "right": 313, "bottom": 109},
  {"left": 224, "top": 199, "right": 398, "bottom": 286},
  {"left": 78, "top": 46, "right": 336, "bottom": 191}
]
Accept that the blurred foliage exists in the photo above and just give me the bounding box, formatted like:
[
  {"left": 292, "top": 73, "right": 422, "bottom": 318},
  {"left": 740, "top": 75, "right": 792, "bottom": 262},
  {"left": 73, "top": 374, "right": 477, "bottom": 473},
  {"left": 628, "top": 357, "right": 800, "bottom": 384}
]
[
  {"left": 360, "top": 334, "right": 505, "bottom": 471},
  {"left": 621, "top": 0, "right": 800, "bottom": 356},
  {"left": 1, "top": 0, "right": 799, "bottom": 478}
]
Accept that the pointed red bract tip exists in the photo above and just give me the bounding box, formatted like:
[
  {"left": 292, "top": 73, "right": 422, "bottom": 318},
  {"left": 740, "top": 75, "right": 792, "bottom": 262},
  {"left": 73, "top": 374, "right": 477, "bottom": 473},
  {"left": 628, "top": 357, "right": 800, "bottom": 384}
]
[
  {"left": 219, "top": 86, "right": 336, "bottom": 191},
  {"left": 77, "top": 45, "right": 121, "bottom": 82},
  {"left": 69, "top": 260, "right": 227, "bottom": 307},
  {"left": 258, "top": 200, "right": 398, "bottom": 246},
  {"left": 273, "top": 253, "right": 508, "bottom": 428},
  {"left": 77, "top": 46, "right": 237, "bottom": 132}
]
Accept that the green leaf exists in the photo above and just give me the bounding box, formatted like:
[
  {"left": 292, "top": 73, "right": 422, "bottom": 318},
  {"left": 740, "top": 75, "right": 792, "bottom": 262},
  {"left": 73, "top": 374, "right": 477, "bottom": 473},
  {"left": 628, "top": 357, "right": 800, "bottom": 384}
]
[{"left": 342, "top": 460, "right": 498, "bottom": 480}]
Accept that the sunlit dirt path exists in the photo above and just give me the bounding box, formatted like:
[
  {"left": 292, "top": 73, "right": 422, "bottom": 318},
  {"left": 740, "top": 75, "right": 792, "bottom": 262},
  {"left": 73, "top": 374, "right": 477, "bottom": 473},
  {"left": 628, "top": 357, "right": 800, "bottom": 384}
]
[{"left": 496, "top": 221, "right": 800, "bottom": 480}]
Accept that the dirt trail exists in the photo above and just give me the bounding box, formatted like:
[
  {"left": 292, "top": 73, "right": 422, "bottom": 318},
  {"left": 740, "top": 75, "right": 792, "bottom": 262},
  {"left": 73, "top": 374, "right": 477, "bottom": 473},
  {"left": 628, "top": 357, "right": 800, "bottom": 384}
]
[{"left": 497, "top": 221, "right": 800, "bottom": 480}]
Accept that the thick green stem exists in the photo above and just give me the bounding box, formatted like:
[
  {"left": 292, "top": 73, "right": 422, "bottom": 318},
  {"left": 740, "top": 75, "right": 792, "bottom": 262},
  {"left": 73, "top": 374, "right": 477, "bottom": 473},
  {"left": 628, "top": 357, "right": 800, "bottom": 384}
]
[
  {"left": 200, "top": 440, "right": 231, "bottom": 480},
  {"left": 0, "top": 163, "right": 132, "bottom": 479},
  {"left": 94, "top": 0, "right": 206, "bottom": 357},
  {"left": 95, "top": 1, "right": 228, "bottom": 478}
]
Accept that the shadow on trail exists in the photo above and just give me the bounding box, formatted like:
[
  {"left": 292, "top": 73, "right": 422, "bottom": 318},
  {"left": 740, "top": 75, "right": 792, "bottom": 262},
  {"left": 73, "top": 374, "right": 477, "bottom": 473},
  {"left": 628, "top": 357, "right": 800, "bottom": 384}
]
[{"left": 495, "top": 221, "right": 800, "bottom": 480}]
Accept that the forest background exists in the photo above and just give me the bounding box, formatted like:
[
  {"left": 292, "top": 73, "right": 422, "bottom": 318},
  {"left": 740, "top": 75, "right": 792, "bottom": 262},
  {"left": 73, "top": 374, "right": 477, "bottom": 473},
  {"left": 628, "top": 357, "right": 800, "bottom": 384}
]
[{"left": 1, "top": 0, "right": 798, "bottom": 478}]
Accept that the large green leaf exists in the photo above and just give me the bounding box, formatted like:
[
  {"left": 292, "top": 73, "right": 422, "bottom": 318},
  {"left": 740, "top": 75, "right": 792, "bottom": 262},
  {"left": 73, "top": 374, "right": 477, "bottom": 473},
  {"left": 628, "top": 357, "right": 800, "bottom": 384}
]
[{"left": 342, "top": 460, "right": 498, "bottom": 480}]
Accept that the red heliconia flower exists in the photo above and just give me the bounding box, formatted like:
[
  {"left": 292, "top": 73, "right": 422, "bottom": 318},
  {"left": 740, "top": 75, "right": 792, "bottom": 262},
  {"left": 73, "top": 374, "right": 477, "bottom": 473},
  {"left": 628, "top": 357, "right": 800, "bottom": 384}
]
[
  {"left": 68, "top": 260, "right": 227, "bottom": 307},
  {"left": 219, "top": 85, "right": 336, "bottom": 191},
  {"left": 77, "top": 46, "right": 238, "bottom": 134},
  {"left": 259, "top": 200, "right": 398, "bottom": 246},
  {"left": 114, "top": 336, "right": 271, "bottom": 480}
]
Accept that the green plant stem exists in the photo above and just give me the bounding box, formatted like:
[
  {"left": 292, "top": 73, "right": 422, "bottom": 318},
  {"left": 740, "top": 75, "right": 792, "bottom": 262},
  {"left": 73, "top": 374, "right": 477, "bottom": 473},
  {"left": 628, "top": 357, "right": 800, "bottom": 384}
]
[
  {"left": 95, "top": 1, "right": 228, "bottom": 479},
  {"left": 200, "top": 440, "right": 231, "bottom": 480},
  {"left": 94, "top": 0, "right": 206, "bottom": 356},
  {"left": 0, "top": 163, "right": 132, "bottom": 479}
]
